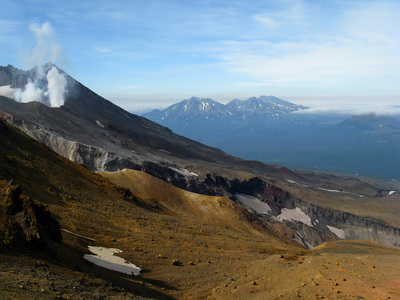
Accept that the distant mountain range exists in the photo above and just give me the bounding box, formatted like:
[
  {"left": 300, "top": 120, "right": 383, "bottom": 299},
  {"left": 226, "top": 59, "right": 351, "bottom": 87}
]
[
  {"left": 2, "top": 100, "right": 400, "bottom": 299},
  {"left": 145, "top": 96, "right": 306, "bottom": 125},
  {"left": 1, "top": 63, "right": 400, "bottom": 254},
  {"left": 339, "top": 113, "right": 400, "bottom": 132},
  {"left": 144, "top": 97, "right": 400, "bottom": 180}
]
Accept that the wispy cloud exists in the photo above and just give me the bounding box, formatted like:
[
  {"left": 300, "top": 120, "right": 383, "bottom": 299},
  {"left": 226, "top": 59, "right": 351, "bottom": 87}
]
[
  {"left": 0, "top": 20, "right": 21, "bottom": 37},
  {"left": 23, "top": 22, "right": 65, "bottom": 68},
  {"left": 212, "top": 1, "right": 400, "bottom": 94},
  {"left": 94, "top": 47, "right": 111, "bottom": 53},
  {"left": 0, "top": 20, "right": 24, "bottom": 57},
  {"left": 2, "top": 0, "right": 399, "bottom": 109},
  {"left": 253, "top": 15, "right": 280, "bottom": 27},
  {"left": 253, "top": 0, "right": 305, "bottom": 28},
  {"left": 117, "top": 85, "right": 140, "bottom": 89},
  {"left": 221, "top": 38, "right": 398, "bottom": 84}
]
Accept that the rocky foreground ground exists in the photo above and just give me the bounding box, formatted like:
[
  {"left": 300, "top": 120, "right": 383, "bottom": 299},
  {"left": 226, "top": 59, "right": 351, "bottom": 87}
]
[{"left": 1, "top": 235, "right": 399, "bottom": 299}]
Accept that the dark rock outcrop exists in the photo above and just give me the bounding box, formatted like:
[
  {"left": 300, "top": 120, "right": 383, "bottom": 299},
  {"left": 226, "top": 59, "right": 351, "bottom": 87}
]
[
  {"left": 0, "top": 184, "right": 61, "bottom": 252},
  {"left": 197, "top": 175, "right": 400, "bottom": 248}
]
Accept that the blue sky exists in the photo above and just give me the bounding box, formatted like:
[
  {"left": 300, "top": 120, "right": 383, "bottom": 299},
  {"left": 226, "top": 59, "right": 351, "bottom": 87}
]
[{"left": 0, "top": 0, "right": 399, "bottom": 111}]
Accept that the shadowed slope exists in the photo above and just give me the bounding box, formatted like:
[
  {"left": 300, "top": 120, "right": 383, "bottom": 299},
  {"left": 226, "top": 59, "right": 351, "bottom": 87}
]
[
  {"left": 0, "top": 64, "right": 301, "bottom": 179},
  {"left": 0, "top": 118, "right": 300, "bottom": 299}
]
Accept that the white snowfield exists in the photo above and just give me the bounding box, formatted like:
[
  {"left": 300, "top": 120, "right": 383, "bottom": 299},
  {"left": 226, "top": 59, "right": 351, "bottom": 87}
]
[
  {"left": 0, "top": 85, "right": 15, "bottom": 99},
  {"left": 275, "top": 207, "right": 313, "bottom": 227},
  {"left": 234, "top": 193, "right": 271, "bottom": 214},
  {"left": 84, "top": 246, "right": 141, "bottom": 275},
  {"left": 326, "top": 225, "right": 346, "bottom": 239},
  {"left": 169, "top": 167, "right": 199, "bottom": 177},
  {"left": 234, "top": 194, "right": 314, "bottom": 228},
  {"left": 388, "top": 191, "right": 396, "bottom": 196}
]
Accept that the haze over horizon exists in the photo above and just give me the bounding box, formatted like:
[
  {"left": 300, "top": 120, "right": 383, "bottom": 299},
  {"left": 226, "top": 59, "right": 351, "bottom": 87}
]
[{"left": 0, "top": 0, "right": 399, "bottom": 112}]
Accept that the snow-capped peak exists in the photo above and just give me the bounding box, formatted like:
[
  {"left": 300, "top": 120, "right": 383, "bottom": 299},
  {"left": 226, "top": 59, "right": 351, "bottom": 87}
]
[{"left": 143, "top": 95, "right": 306, "bottom": 125}]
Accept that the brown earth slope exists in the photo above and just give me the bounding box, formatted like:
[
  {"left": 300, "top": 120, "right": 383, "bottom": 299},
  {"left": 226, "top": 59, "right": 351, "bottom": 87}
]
[
  {"left": 1, "top": 113, "right": 399, "bottom": 299},
  {"left": 1, "top": 65, "right": 399, "bottom": 250},
  {"left": 100, "top": 169, "right": 287, "bottom": 239}
]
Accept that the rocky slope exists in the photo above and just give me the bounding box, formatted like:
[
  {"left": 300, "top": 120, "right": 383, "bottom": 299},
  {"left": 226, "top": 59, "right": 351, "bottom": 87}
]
[
  {"left": 1, "top": 118, "right": 399, "bottom": 299},
  {"left": 0, "top": 64, "right": 399, "bottom": 250},
  {"left": 0, "top": 183, "right": 61, "bottom": 251}
]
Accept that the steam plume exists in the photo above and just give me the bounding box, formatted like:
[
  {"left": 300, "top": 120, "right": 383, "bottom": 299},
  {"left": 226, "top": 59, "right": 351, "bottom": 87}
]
[
  {"left": 46, "top": 67, "right": 67, "bottom": 107},
  {"left": 14, "top": 22, "right": 68, "bottom": 107},
  {"left": 14, "top": 79, "right": 44, "bottom": 103},
  {"left": 24, "top": 22, "right": 65, "bottom": 70}
]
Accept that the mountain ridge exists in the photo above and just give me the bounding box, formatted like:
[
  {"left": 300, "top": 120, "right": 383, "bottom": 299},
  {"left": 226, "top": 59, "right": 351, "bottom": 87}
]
[
  {"left": 1, "top": 64, "right": 399, "bottom": 251},
  {"left": 338, "top": 113, "right": 400, "bottom": 131},
  {"left": 0, "top": 65, "right": 305, "bottom": 199},
  {"left": 144, "top": 95, "right": 306, "bottom": 124},
  {"left": 2, "top": 118, "right": 399, "bottom": 299},
  {"left": 143, "top": 96, "right": 400, "bottom": 180}
]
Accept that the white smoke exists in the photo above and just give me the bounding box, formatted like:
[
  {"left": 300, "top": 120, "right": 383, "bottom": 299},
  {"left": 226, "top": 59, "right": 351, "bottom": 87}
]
[
  {"left": 45, "top": 67, "right": 67, "bottom": 107},
  {"left": 24, "top": 22, "right": 65, "bottom": 69},
  {"left": 14, "top": 79, "right": 44, "bottom": 103},
  {"left": 14, "top": 22, "right": 68, "bottom": 107}
]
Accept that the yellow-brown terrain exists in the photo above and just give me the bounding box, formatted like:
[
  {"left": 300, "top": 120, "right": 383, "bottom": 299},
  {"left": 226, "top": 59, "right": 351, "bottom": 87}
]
[{"left": 1, "top": 118, "right": 399, "bottom": 299}]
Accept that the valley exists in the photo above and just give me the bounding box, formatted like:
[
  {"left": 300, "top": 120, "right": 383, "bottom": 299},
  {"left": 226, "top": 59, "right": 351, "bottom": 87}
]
[
  {"left": 1, "top": 118, "right": 399, "bottom": 299},
  {"left": 0, "top": 64, "right": 399, "bottom": 299},
  {"left": 144, "top": 97, "right": 400, "bottom": 180}
]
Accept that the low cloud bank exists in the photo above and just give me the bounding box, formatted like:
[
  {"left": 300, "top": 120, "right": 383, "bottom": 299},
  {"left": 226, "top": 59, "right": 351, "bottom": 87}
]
[{"left": 294, "top": 104, "right": 400, "bottom": 116}]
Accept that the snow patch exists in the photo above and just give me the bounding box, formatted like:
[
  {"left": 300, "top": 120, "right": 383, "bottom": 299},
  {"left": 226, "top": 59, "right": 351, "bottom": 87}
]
[
  {"left": 304, "top": 240, "right": 314, "bottom": 249},
  {"left": 158, "top": 149, "right": 172, "bottom": 155},
  {"left": 285, "top": 179, "right": 364, "bottom": 197},
  {"left": 318, "top": 187, "right": 341, "bottom": 193},
  {"left": 326, "top": 225, "right": 346, "bottom": 239},
  {"left": 234, "top": 193, "right": 271, "bottom": 214},
  {"left": 285, "top": 179, "right": 309, "bottom": 187},
  {"left": 285, "top": 179, "right": 296, "bottom": 184},
  {"left": 169, "top": 167, "right": 198, "bottom": 177},
  {"left": 388, "top": 191, "right": 396, "bottom": 196},
  {"left": 84, "top": 246, "right": 141, "bottom": 275},
  {"left": 275, "top": 207, "right": 313, "bottom": 227},
  {"left": 200, "top": 101, "right": 209, "bottom": 111},
  {"left": 0, "top": 85, "right": 16, "bottom": 99},
  {"left": 96, "top": 120, "right": 105, "bottom": 128},
  {"left": 318, "top": 187, "right": 364, "bottom": 197}
]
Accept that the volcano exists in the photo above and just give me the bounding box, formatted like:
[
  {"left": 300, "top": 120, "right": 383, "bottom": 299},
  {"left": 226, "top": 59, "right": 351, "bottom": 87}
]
[{"left": 0, "top": 64, "right": 399, "bottom": 252}]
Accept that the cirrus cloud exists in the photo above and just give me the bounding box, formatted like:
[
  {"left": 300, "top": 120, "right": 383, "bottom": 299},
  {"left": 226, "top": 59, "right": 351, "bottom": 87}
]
[{"left": 213, "top": 1, "right": 400, "bottom": 96}]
